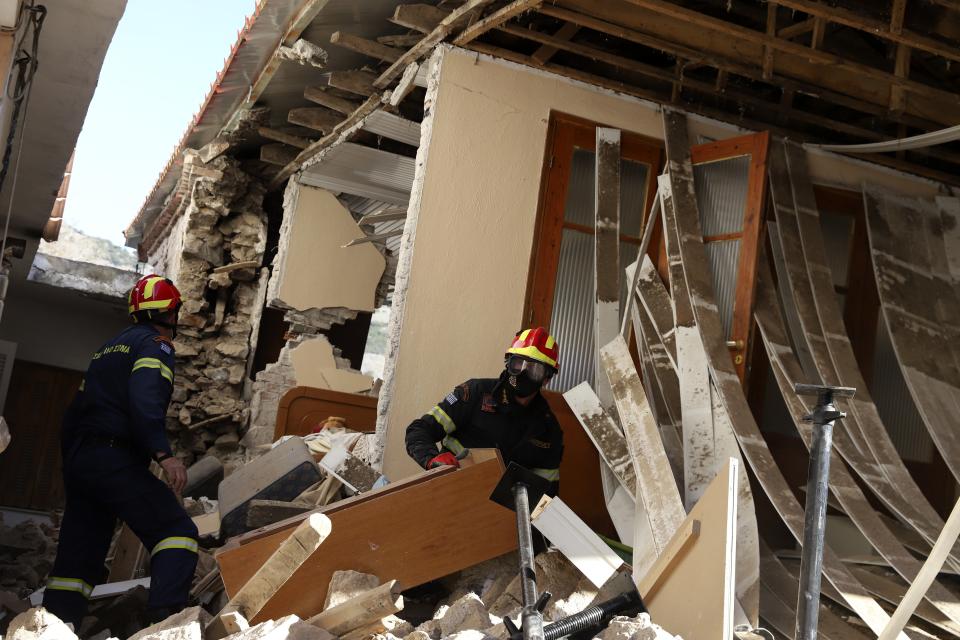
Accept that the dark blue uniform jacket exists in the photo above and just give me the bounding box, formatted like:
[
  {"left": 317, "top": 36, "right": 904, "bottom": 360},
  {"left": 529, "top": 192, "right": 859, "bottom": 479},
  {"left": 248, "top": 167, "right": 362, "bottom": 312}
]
[{"left": 62, "top": 323, "right": 176, "bottom": 462}]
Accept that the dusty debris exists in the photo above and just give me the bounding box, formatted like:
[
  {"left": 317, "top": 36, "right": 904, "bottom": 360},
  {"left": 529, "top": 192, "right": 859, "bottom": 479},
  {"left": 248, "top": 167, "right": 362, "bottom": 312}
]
[
  {"left": 439, "top": 593, "right": 496, "bottom": 637},
  {"left": 489, "top": 551, "right": 582, "bottom": 619},
  {"left": 595, "top": 614, "right": 678, "bottom": 640},
  {"left": 277, "top": 39, "right": 328, "bottom": 68},
  {"left": 225, "top": 614, "right": 333, "bottom": 639},
  {"left": 0, "top": 516, "right": 57, "bottom": 597},
  {"left": 4, "top": 607, "right": 78, "bottom": 640},
  {"left": 323, "top": 570, "right": 380, "bottom": 610},
  {"left": 128, "top": 605, "right": 209, "bottom": 639}
]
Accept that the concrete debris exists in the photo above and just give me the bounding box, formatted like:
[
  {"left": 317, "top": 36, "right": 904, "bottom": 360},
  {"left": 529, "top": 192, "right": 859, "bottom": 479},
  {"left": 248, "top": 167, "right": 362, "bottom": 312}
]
[
  {"left": 277, "top": 39, "right": 328, "bottom": 68},
  {"left": 4, "top": 607, "right": 78, "bottom": 640},
  {"left": 128, "top": 605, "right": 209, "bottom": 640},
  {"left": 594, "top": 614, "right": 678, "bottom": 640},
  {"left": 0, "top": 516, "right": 57, "bottom": 597},
  {"left": 401, "top": 631, "right": 432, "bottom": 640},
  {"left": 439, "top": 594, "right": 496, "bottom": 637},
  {"left": 489, "top": 551, "right": 582, "bottom": 619},
  {"left": 222, "top": 614, "right": 334, "bottom": 640},
  {"left": 323, "top": 570, "right": 380, "bottom": 610},
  {"left": 184, "top": 455, "right": 225, "bottom": 500}
]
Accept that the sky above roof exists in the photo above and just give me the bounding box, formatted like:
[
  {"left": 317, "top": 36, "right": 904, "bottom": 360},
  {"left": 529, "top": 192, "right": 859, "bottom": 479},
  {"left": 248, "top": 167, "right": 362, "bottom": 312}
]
[{"left": 62, "top": 0, "right": 256, "bottom": 247}]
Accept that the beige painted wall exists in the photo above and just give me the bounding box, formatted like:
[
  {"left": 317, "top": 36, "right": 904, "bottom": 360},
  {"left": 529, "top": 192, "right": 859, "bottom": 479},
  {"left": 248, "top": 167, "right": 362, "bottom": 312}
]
[
  {"left": 268, "top": 182, "right": 385, "bottom": 313},
  {"left": 289, "top": 335, "right": 372, "bottom": 394},
  {"left": 381, "top": 46, "right": 946, "bottom": 480}
]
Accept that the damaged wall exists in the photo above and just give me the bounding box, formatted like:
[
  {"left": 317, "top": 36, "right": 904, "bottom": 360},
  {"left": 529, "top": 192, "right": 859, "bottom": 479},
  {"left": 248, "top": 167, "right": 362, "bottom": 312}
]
[
  {"left": 145, "top": 155, "right": 268, "bottom": 467},
  {"left": 378, "top": 45, "right": 947, "bottom": 480},
  {"left": 244, "top": 179, "right": 381, "bottom": 449}
]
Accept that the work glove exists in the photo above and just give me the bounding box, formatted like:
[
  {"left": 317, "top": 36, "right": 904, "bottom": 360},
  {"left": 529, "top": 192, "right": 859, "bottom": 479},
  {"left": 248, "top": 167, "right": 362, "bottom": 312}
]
[{"left": 426, "top": 452, "right": 460, "bottom": 469}]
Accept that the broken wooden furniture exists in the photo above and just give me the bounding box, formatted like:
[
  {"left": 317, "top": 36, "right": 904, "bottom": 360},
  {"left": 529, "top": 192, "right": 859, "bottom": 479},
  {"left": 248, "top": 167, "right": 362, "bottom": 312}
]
[
  {"left": 275, "top": 386, "right": 378, "bottom": 440},
  {"left": 215, "top": 455, "right": 515, "bottom": 623}
]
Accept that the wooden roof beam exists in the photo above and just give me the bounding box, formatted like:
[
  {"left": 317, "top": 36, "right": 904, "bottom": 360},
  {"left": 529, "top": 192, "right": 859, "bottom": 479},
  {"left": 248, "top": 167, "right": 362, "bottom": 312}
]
[
  {"left": 535, "top": 5, "right": 943, "bottom": 132},
  {"left": 763, "top": 2, "right": 777, "bottom": 80},
  {"left": 777, "top": 17, "right": 815, "bottom": 40},
  {"left": 328, "top": 69, "right": 378, "bottom": 96},
  {"left": 304, "top": 86, "right": 362, "bottom": 114},
  {"left": 288, "top": 107, "right": 343, "bottom": 133},
  {"left": 532, "top": 22, "right": 580, "bottom": 66},
  {"left": 258, "top": 127, "right": 312, "bottom": 150},
  {"left": 453, "top": 0, "right": 544, "bottom": 46},
  {"left": 330, "top": 31, "right": 403, "bottom": 63},
  {"left": 771, "top": 0, "right": 960, "bottom": 64}
]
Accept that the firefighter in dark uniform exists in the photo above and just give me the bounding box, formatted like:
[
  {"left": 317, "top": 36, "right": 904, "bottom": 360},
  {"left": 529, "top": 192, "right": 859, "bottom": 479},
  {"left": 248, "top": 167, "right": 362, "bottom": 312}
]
[
  {"left": 43, "top": 275, "right": 198, "bottom": 627},
  {"left": 405, "top": 327, "right": 563, "bottom": 493}
]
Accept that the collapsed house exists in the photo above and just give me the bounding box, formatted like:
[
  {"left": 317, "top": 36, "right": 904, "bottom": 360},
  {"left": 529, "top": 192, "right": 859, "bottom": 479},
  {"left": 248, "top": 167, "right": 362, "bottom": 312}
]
[{"left": 3, "top": 0, "right": 960, "bottom": 638}]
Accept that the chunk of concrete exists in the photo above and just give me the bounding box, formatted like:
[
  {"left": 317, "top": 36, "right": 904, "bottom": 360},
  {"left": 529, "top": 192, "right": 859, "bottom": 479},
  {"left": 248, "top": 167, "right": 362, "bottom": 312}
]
[
  {"left": 322, "top": 570, "right": 380, "bottom": 610},
  {"left": 185, "top": 456, "right": 224, "bottom": 500},
  {"left": 222, "top": 614, "right": 335, "bottom": 639},
  {"left": 489, "top": 552, "right": 581, "bottom": 619},
  {"left": 128, "top": 605, "right": 210, "bottom": 640},
  {"left": 402, "top": 631, "right": 432, "bottom": 640},
  {"left": 219, "top": 438, "right": 321, "bottom": 538},
  {"left": 439, "top": 594, "right": 494, "bottom": 637},
  {"left": 5, "top": 607, "right": 78, "bottom": 640},
  {"left": 595, "top": 614, "right": 678, "bottom": 640}
]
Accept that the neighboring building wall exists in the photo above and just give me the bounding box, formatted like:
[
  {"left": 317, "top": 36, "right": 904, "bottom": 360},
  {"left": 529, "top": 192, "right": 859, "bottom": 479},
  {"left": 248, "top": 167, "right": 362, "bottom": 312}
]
[
  {"left": 377, "top": 45, "right": 947, "bottom": 480},
  {"left": 244, "top": 179, "right": 380, "bottom": 449},
  {"left": 145, "top": 155, "right": 268, "bottom": 467}
]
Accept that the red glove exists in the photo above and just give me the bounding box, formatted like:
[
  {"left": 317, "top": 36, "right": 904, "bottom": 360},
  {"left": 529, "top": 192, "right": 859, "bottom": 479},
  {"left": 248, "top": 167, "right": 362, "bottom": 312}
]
[{"left": 426, "top": 452, "right": 461, "bottom": 469}]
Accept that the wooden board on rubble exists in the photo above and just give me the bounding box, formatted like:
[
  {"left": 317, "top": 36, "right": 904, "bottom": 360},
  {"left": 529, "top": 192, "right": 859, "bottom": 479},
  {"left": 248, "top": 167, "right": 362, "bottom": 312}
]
[
  {"left": 769, "top": 141, "right": 958, "bottom": 567},
  {"left": 275, "top": 386, "right": 378, "bottom": 440},
  {"left": 640, "top": 459, "right": 738, "bottom": 640},
  {"left": 215, "top": 455, "right": 516, "bottom": 623},
  {"left": 662, "top": 110, "right": 895, "bottom": 638}
]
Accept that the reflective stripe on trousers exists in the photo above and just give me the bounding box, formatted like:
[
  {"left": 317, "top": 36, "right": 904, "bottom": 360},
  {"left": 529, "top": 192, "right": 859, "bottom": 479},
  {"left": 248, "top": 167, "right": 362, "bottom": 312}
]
[{"left": 151, "top": 536, "right": 198, "bottom": 557}]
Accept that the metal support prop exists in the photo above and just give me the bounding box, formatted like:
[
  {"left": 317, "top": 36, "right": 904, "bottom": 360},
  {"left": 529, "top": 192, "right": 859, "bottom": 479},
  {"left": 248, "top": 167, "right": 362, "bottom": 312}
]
[
  {"left": 793, "top": 383, "right": 856, "bottom": 640},
  {"left": 514, "top": 481, "right": 545, "bottom": 640}
]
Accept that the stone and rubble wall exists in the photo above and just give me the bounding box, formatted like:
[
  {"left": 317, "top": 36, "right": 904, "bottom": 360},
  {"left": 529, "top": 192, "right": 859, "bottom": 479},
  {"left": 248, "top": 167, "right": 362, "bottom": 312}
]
[{"left": 146, "top": 155, "right": 268, "bottom": 469}]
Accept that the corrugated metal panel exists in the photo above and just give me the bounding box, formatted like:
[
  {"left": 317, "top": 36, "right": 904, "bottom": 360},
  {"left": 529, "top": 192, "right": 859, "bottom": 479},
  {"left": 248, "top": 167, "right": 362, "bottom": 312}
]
[
  {"left": 693, "top": 156, "right": 750, "bottom": 237},
  {"left": 548, "top": 229, "right": 595, "bottom": 392},
  {"left": 300, "top": 143, "right": 415, "bottom": 205},
  {"left": 871, "top": 314, "right": 934, "bottom": 462},
  {"left": 621, "top": 159, "right": 648, "bottom": 237},
  {"left": 565, "top": 150, "right": 595, "bottom": 226},
  {"left": 818, "top": 211, "right": 854, "bottom": 288},
  {"left": 704, "top": 239, "right": 741, "bottom": 339},
  {"left": 363, "top": 111, "right": 421, "bottom": 147}
]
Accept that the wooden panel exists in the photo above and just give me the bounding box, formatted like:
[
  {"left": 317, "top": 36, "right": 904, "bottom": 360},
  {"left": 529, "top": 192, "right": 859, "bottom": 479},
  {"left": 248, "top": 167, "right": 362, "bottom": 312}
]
[
  {"left": 642, "top": 459, "right": 738, "bottom": 640},
  {"left": 274, "top": 386, "right": 378, "bottom": 440},
  {"left": 215, "top": 457, "right": 517, "bottom": 623},
  {"left": 0, "top": 360, "right": 81, "bottom": 510}
]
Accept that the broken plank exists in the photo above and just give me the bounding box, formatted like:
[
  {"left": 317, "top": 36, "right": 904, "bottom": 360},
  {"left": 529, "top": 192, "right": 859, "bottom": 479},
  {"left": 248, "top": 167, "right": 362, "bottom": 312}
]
[
  {"left": 851, "top": 567, "right": 960, "bottom": 637},
  {"left": 358, "top": 207, "right": 406, "bottom": 225},
  {"left": 453, "top": 0, "right": 543, "bottom": 46},
  {"left": 221, "top": 513, "right": 333, "bottom": 623},
  {"left": 377, "top": 33, "right": 423, "bottom": 48},
  {"left": 304, "top": 86, "right": 362, "bottom": 115},
  {"left": 207, "top": 611, "right": 249, "bottom": 640},
  {"left": 531, "top": 22, "right": 580, "bottom": 66},
  {"left": 562, "top": 383, "right": 637, "bottom": 496},
  {"left": 389, "top": 3, "right": 448, "bottom": 33},
  {"left": 328, "top": 69, "right": 378, "bottom": 96},
  {"left": 388, "top": 62, "right": 420, "bottom": 107},
  {"left": 600, "top": 336, "right": 685, "bottom": 558},
  {"left": 260, "top": 143, "right": 299, "bottom": 166},
  {"left": 258, "top": 127, "right": 311, "bottom": 150},
  {"left": 662, "top": 109, "right": 894, "bottom": 638},
  {"left": 215, "top": 457, "right": 515, "bottom": 623},
  {"left": 375, "top": 0, "right": 499, "bottom": 89},
  {"left": 330, "top": 31, "right": 402, "bottom": 62},
  {"left": 288, "top": 107, "right": 343, "bottom": 133},
  {"left": 531, "top": 495, "right": 625, "bottom": 588},
  {"left": 246, "top": 500, "right": 314, "bottom": 530},
  {"left": 308, "top": 580, "right": 403, "bottom": 636},
  {"left": 594, "top": 127, "right": 621, "bottom": 415}
]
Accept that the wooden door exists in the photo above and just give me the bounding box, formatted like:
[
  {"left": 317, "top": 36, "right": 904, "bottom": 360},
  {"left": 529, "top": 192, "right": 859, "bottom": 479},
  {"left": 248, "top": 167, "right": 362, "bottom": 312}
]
[
  {"left": 0, "top": 360, "right": 82, "bottom": 510},
  {"left": 689, "top": 132, "right": 770, "bottom": 383}
]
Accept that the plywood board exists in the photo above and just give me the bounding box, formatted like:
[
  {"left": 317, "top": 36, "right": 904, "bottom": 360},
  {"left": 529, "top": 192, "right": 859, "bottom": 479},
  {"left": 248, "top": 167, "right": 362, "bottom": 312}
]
[
  {"left": 594, "top": 126, "right": 621, "bottom": 415},
  {"left": 215, "top": 457, "right": 516, "bottom": 623},
  {"left": 641, "top": 459, "right": 738, "bottom": 640},
  {"left": 662, "top": 110, "right": 895, "bottom": 638}
]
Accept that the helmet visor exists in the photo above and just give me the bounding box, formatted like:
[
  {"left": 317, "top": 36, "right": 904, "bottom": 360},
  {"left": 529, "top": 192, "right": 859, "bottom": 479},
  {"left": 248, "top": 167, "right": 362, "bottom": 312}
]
[{"left": 506, "top": 355, "right": 550, "bottom": 383}]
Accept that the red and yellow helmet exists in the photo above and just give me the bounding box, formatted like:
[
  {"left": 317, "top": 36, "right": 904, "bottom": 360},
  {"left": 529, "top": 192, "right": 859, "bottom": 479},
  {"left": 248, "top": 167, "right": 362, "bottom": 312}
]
[
  {"left": 128, "top": 274, "right": 182, "bottom": 321},
  {"left": 506, "top": 327, "right": 560, "bottom": 371}
]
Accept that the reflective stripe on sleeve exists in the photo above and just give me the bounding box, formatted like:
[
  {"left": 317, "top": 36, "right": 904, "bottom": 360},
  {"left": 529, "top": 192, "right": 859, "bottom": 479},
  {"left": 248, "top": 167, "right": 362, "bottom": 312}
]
[
  {"left": 46, "top": 576, "right": 93, "bottom": 598},
  {"left": 442, "top": 435, "right": 466, "bottom": 456},
  {"left": 532, "top": 467, "right": 560, "bottom": 482},
  {"left": 132, "top": 357, "right": 173, "bottom": 384},
  {"left": 151, "top": 536, "right": 198, "bottom": 557},
  {"left": 429, "top": 405, "right": 457, "bottom": 434}
]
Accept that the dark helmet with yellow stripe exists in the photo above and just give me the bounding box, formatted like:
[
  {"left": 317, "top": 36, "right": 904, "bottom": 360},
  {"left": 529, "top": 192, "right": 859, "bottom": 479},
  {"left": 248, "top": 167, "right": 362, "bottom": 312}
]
[{"left": 128, "top": 274, "right": 182, "bottom": 324}]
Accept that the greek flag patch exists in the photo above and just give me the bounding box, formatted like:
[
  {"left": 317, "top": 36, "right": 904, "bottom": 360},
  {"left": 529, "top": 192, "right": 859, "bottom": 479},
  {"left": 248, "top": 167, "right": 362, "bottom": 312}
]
[
  {"left": 159, "top": 342, "right": 173, "bottom": 355},
  {"left": 445, "top": 392, "right": 458, "bottom": 405}
]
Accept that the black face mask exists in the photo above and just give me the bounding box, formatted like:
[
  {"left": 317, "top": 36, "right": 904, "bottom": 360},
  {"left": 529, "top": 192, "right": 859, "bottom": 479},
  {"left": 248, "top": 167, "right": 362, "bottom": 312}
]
[{"left": 502, "top": 368, "right": 542, "bottom": 398}]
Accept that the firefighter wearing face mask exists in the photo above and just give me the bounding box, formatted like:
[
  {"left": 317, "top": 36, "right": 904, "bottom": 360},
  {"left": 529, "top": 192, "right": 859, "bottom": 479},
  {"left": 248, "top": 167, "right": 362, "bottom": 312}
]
[{"left": 405, "top": 327, "right": 564, "bottom": 494}]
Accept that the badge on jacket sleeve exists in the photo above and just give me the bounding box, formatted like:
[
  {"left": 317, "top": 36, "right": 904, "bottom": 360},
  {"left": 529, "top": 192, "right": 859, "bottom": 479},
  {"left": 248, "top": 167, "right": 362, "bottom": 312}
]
[{"left": 154, "top": 336, "right": 174, "bottom": 355}]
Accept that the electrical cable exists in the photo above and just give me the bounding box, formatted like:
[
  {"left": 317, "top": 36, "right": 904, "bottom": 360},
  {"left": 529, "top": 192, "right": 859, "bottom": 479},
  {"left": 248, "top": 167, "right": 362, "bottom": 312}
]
[{"left": 0, "top": 2, "right": 45, "bottom": 268}]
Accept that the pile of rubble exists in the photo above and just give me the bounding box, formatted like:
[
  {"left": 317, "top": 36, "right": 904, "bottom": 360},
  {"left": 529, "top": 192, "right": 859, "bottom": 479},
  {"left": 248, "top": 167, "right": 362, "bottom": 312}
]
[
  {"left": 0, "top": 515, "right": 56, "bottom": 598},
  {"left": 160, "top": 154, "right": 269, "bottom": 470}
]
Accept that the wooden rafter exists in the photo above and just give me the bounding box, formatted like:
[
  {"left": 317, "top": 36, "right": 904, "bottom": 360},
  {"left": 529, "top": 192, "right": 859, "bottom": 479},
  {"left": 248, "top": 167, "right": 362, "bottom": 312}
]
[
  {"left": 810, "top": 16, "right": 825, "bottom": 49},
  {"left": 777, "top": 17, "right": 815, "bottom": 40},
  {"left": 772, "top": 0, "right": 960, "bottom": 64},
  {"left": 891, "top": 43, "right": 911, "bottom": 112},
  {"left": 374, "top": 0, "right": 499, "bottom": 89},
  {"left": 535, "top": 5, "right": 946, "bottom": 132},
  {"left": 532, "top": 22, "right": 580, "bottom": 66},
  {"left": 620, "top": 0, "right": 959, "bottom": 104},
  {"left": 328, "top": 70, "right": 378, "bottom": 96},
  {"left": 330, "top": 31, "right": 403, "bottom": 63},
  {"left": 258, "top": 127, "right": 312, "bottom": 150},
  {"left": 763, "top": 2, "right": 777, "bottom": 80},
  {"left": 452, "top": 0, "right": 543, "bottom": 46},
  {"left": 304, "top": 87, "right": 361, "bottom": 114}
]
